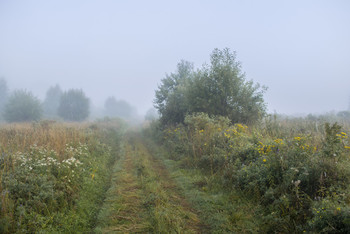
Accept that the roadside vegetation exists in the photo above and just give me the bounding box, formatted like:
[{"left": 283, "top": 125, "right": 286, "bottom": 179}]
[
  {"left": 145, "top": 113, "right": 350, "bottom": 232},
  {"left": 0, "top": 119, "right": 125, "bottom": 233},
  {"left": 1, "top": 47, "right": 350, "bottom": 232}
]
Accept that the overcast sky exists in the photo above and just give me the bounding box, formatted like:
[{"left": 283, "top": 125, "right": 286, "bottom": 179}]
[{"left": 1, "top": 0, "right": 349, "bottom": 115}]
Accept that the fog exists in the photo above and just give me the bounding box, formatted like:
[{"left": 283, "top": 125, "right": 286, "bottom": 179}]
[{"left": 1, "top": 0, "right": 350, "bottom": 116}]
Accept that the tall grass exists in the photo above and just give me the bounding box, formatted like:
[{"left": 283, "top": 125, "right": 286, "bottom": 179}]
[
  {"left": 0, "top": 119, "right": 125, "bottom": 233},
  {"left": 0, "top": 121, "right": 92, "bottom": 157},
  {"left": 146, "top": 113, "right": 350, "bottom": 232}
]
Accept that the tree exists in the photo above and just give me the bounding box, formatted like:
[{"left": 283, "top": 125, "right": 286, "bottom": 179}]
[
  {"left": 154, "top": 48, "right": 267, "bottom": 126},
  {"left": 154, "top": 60, "right": 193, "bottom": 125},
  {"left": 0, "top": 78, "right": 8, "bottom": 116},
  {"left": 43, "top": 84, "right": 62, "bottom": 117},
  {"left": 58, "top": 89, "right": 89, "bottom": 121},
  {"left": 104, "top": 97, "right": 137, "bottom": 119},
  {"left": 191, "top": 48, "right": 267, "bottom": 123},
  {"left": 3, "top": 90, "right": 42, "bottom": 122}
]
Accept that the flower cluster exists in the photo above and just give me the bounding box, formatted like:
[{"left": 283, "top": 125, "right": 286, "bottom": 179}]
[
  {"left": 336, "top": 132, "right": 348, "bottom": 139},
  {"left": 14, "top": 144, "right": 86, "bottom": 172},
  {"left": 256, "top": 141, "right": 276, "bottom": 156},
  {"left": 62, "top": 157, "right": 83, "bottom": 167},
  {"left": 65, "top": 143, "right": 89, "bottom": 159}
]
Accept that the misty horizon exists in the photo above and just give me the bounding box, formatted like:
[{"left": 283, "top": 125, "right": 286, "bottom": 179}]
[{"left": 1, "top": 0, "right": 350, "bottom": 116}]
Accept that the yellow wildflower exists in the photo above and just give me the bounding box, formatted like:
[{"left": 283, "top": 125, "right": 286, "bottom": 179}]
[
  {"left": 337, "top": 132, "right": 348, "bottom": 139},
  {"left": 341, "top": 132, "right": 348, "bottom": 139},
  {"left": 274, "top": 139, "right": 284, "bottom": 145}
]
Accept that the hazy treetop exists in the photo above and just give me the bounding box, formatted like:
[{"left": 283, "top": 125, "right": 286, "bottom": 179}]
[{"left": 0, "top": 0, "right": 349, "bottom": 115}]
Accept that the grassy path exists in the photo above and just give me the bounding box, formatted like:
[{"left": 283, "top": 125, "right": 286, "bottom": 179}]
[{"left": 95, "top": 132, "right": 202, "bottom": 233}]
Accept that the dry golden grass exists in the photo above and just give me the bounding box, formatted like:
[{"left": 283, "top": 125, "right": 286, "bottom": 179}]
[{"left": 0, "top": 121, "right": 96, "bottom": 160}]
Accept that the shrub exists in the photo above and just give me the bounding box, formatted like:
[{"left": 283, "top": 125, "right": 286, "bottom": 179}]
[{"left": 155, "top": 114, "right": 350, "bottom": 232}]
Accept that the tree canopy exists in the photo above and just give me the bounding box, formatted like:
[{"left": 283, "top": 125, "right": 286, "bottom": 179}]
[
  {"left": 154, "top": 60, "right": 193, "bottom": 125},
  {"left": 0, "top": 78, "right": 8, "bottom": 116},
  {"left": 154, "top": 48, "right": 267, "bottom": 126},
  {"left": 43, "top": 84, "right": 62, "bottom": 117},
  {"left": 3, "top": 90, "right": 42, "bottom": 122},
  {"left": 58, "top": 89, "right": 90, "bottom": 121}
]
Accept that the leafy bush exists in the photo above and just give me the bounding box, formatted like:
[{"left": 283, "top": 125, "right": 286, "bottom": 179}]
[{"left": 154, "top": 113, "right": 350, "bottom": 232}]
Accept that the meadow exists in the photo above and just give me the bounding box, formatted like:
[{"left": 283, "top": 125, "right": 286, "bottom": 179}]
[
  {"left": 145, "top": 113, "right": 350, "bottom": 232},
  {"left": 0, "top": 119, "right": 125, "bottom": 233},
  {"left": 1, "top": 114, "right": 350, "bottom": 233}
]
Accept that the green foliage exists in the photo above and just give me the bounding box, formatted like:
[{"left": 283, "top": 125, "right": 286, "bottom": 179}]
[
  {"left": 188, "top": 48, "right": 267, "bottom": 124},
  {"left": 152, "top": 113, "right": 350, "bottom": 232},
  {"left": 43, "top": 84, "right": 62, "bottom": 117},
  {"left": 154, "top": 48, "right": 267, "bottom": 126},
  {"left": 3, "top": 90, "right": 42, "bottom": 122},
  {"left": 144, "top": 137, "right": 259, "bottom": 233},
  {"left": 58, "top": 89, "right": 90, "bottom": 121},
  {"left": 308, "top": 196, "right": 350, "bottom": 233},
  {"left": 1, "top": 143, "right": 102, "bottom": 232},
  {"left": 0, "top": 121, "right": 123, "bottom": 233},
  {"left": 154, "top": 60, "right": 193, "bottom": 125}
]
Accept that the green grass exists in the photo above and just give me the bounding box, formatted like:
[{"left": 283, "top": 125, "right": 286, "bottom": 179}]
[
  {"left": 146, "top": 138, "right": 260, "bottom": 233},
  {"left": 95, "top": 133, "right": 202, "bottom": 233},
  {"left": 0, "top": 120, "right": 125, "bottom": 233},
  {"left": 144, "top": 114, "right": 350, "bottom": 232}
]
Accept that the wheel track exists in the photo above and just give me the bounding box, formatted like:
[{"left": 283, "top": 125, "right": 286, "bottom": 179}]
[{"left": 96, "top": 132, "right": 203, "bottom": 233}]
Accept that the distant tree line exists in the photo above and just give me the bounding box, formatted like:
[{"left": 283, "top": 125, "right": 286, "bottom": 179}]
[
  {"left": 0, "top": 81, "right": 90, "bottom": 122},
  {"left": 0, "top": 78, "right": 139, "bottom": 123}
]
